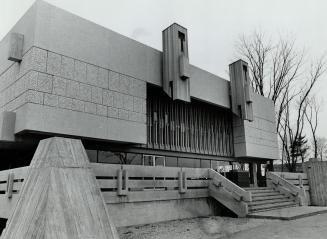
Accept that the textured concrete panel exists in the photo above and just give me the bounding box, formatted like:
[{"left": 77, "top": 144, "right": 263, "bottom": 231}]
[
  {"left": 84, "top": 101, "right": 97, "bottom": 114},
  {"left": 37, "top": 72, "right": 53, "bottom": 93},
  {"left": 74, "top": 60, "right": 87, "bottom": 83},
  {"left": 47, "top": 51, "right": 61, "bottom": 75},
  {"left": 103, "top": 90, "right": 114, "bottom": 107},
  {"left": 66, "top": 80, "right": 79, "bottom": 98},
  {"left": 78, "top": 83, "right": 92, "bottom": 101},
  {"left": 44, "top": 93, "right": 58, "bottom": 107},
  {"left": 14, "top": 103, "right": 147, "bottom": 144},
  {"left": 71, "top": 99, "right": 85, "bottom": 112},
  {"left": 58, "top": 96, "right": 72, "bottom": 110},
  {"left": 61, "top": 55, "right": 74, "bottom": 79},
  {"left": 53, "top": 76, "right": 67, "bottom": 96}
]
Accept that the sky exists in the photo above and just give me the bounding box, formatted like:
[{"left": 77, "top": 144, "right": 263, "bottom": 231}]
[{"left": 1, "top": 0, "right": 327, "bottom": 137}]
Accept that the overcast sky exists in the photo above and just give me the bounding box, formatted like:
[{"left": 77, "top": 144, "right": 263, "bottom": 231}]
[{"left": 1, "top": 0, "right": 327, "bottom": 137}]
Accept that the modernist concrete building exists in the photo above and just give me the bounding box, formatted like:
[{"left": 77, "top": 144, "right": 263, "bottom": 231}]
[{"left": 0, "top": 1, "right": 279, "bottom": 187}]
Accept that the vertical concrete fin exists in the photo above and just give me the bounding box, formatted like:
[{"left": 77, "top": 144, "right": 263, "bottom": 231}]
[
  {"left": 229, "top": 59, "right": 254, "bottom": 121},
  {"left": 2, "top": 137, "right": 120, "bottom": 239},
  {"left": 162, "top": 23, "right": 190, "bottom": 102}
]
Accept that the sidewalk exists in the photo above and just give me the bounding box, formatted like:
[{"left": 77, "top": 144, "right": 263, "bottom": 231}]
[{"left": 118, "top": 212, "right": 327, "bottom": 239}]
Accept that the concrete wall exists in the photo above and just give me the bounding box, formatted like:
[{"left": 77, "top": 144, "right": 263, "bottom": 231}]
[
  {"left": 107, "top": 198, "right": 221, "bottom": 227},
  {"left": 0, "top": 46, "right": 147, "bottom": 144},
  {"left": 233, "top": 91, "right": 279, "bottom": 160}
]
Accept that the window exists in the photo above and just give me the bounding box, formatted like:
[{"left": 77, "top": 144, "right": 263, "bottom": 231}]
[
  {"left": 178, "top": 31, "right": 185, "bottom": 53},
  {"left": 86, "top": 150, "right": 97, "bottom": 162}
]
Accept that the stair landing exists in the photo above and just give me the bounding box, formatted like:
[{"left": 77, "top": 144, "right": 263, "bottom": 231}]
[{"left": 247, "top": 206, "right": 327, "bottom": 220}]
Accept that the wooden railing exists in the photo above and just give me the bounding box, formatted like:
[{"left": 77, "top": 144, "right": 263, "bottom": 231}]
[
  {"left": 0, "top": 167, "right": 29, "bottom": 218},
  {"left": 266, "top": 171, "right": 308, "bottom": 206}
]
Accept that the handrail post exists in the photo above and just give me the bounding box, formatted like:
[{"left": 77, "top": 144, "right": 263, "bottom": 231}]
[
  {"left": 178, "top": 170, "right": 187, "bottom": 194},
  {"left": 117, "top": 169, "right": 128, "bottom": 196},
  {"left": 6, "top": 173, "right": 14, "bottom": 199}
]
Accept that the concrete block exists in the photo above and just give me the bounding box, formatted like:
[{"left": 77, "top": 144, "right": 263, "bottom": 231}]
[
  {"left": 19, "top": 47, "right": 47, "bottom": 77},
  {"left": 118, "top": 109, "right": 129, "bottom": 120},
  {"left": 103, "top": 90, "right": 114, "bottom": 106},
  {"left": 0, "top": 111, "right": 16, "bottom": 141},
  {"left": 131, "top": 78, "right": 146, "bottom": 99},
  {"left": 47, "top": 51, "right": 61, "bottom": 75},
  {"left": 133, "top": 97, "right": 143, "bottom": 113},
  {"left": 66, "top": 80, "right": 79, "bottom": 99},
  {"left": 53, "top": 76, "right": 67, "bottom": 96},
  {"left": 113, "top": 92, "right": 124, "bottom": 109},
  {"left": 25, "top": 71, "right": 38, "bottom": 91},
  {"left": 79, "top": 83, "right": 92, "bottom": 101},
  {"left": 61, "top": 56, "right": 74, "bottom": 79},
  {"left": 74, "top": 60, "right": 87, "bottom": 83},
  {"left": 14, "top": 78, "right": 25, "bottom": 98},
  {"left": 123, "top": 94, "right": 133, "bottom": 111},
  {"left": 96, "top": 104, "right": 107, "bottom": 117},
  {"left": 109, "top": 71, "right": 120, "bottom": 92},
  {"left": 44, "top": 93, "right": 58, "bottom": 107},
  {"left": 84, "top": 102, "right": 96, "bottom": 114},
  {"left": 58, "top": 96, "right": 72, "bottom": 110},
  {"left": 86, "top": 64, "right": 98, "bottom": 85},
  {"left": 98, "top": 68, "right": 109, "bottom": 89},
  {"left": 119, "top": 75, "right": 131, "bottom": 94},
  {"left": 25, "top": 90, "right": 44, "bottom": 104},
  {"left": 129, "top": 111, "right": 143, "bottom": 123},
  {"left": 71, "top": 99, "right": 85, "bottom": 112},
  {"left": 91, "top": 86, "right": 102, "bottom": 104},
  {"left": 108, "top": 107, "right": 118, "bottom": 118},
  {"left": 8, "top": 33, "right": 24, "bottom": 62},
  {"left": 37, "top": 73, "right": 53, "bottom": 93}
]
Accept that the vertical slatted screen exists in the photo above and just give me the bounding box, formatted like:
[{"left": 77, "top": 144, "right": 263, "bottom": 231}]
[{"left": 147, "top": 86, "right": 234, "bottom": 157}]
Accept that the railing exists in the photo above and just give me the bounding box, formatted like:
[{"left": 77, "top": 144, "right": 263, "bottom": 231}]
[
  {"left": 0, "top": 167, "right": 29, "bottom": 218},
  {"left": 0, "top": 164, "right": 255, "bottom": 219},
  {"left": 208, "top": 169, "right": 251, "bottom": 217},
  {"left": 91, "top": 163, "right": 210, "bottom": 204},
  {"left": 266, "top": 171, "right": 308, "bottom": 206}
]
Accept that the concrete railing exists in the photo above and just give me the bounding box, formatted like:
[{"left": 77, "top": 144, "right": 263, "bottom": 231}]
[
  {"left": 0, "top": 166, "right": 29, "bottom": 219},
  {"left": 266, "top": 171, "right": 308, "bottom": 206}
]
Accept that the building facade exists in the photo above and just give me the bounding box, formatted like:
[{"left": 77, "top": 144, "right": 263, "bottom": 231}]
[{"left": 0, "top": 1, "right": 279, "bottom": 185}]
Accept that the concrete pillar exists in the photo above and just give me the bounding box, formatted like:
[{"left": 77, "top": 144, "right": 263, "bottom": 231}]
[{"left": 250, "top": 163, "right": 258, "bottom": 187}]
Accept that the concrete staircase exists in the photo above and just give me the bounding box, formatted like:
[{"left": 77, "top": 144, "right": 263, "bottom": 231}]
[{"left": 244, "top": 187, "right": 299, "bottom": 213}]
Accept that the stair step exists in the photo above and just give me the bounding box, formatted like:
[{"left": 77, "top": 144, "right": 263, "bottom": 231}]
[
  {"left": 243, "top": 187, "right": 270, "bottom": 191},
  {"left": 249, "top": 204, "right": 298, "bottom": 213},
  {"left": 252, "top": 194, "right": 289, "bottom": 201},
  {"left": 249, "top": 198, "right": 293, "bottom": 206},
  {"left": 249, "top": 201, "right": 298, "bottom": 212},
  {"left": 252, "top": 191, "right": 281, "bottom": 197},
  {"left": 249, "top": 189, "right": 276, "bottom": 194}
]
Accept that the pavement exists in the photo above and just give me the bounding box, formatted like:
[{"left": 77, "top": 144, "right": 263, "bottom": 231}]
[
  {"left": 248, "top": 206, "right": 327, "bottom": 220},
  {"left": 118, "top": 207, "right": 327, "bottom": 239}
]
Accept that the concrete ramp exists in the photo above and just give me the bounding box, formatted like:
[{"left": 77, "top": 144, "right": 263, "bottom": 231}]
[{"left": 2, "top": 137, "right": 119, "bottom": 239}]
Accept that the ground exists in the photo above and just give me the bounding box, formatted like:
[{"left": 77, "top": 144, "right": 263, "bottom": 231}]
[{"left": 118, "top": 213, "right": 327, "bottom": 239}]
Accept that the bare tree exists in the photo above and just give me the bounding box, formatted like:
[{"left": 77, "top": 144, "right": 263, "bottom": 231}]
[
  {"left": 304, "top": 96, "right": 320, "bottom": 158},
  {"left": 316, "top": 137, "right": 327, "bottom": 161},
  {"left": 237, "top": 31, "right": 326, "bottom": 172}
]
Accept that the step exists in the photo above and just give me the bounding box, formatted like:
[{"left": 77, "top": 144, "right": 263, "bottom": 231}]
[
  {"left": 252, "top": 191, "right": 281, "bottom": 197},
  {"left": 249, "top": 189, "right": 276, "bottom": 194},
  {"left": 243, "top": 187, "right": 270, "bottom": 191},
  {"left": 249, "top": 204, "right": 298, "bottom": 213},
  {"left": 249, "top": 201, "right": 298, "bottom": 212},
  {"left": 252, "top": 194, "right": 289, "bottom": 201},
  {"left": 249, "top": 198, "right": 293, "bottom": 206}
]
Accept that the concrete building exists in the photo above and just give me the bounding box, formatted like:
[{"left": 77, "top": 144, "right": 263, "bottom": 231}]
[{"left": 0, "top": 0, "right": 278, "bottom": 186}]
